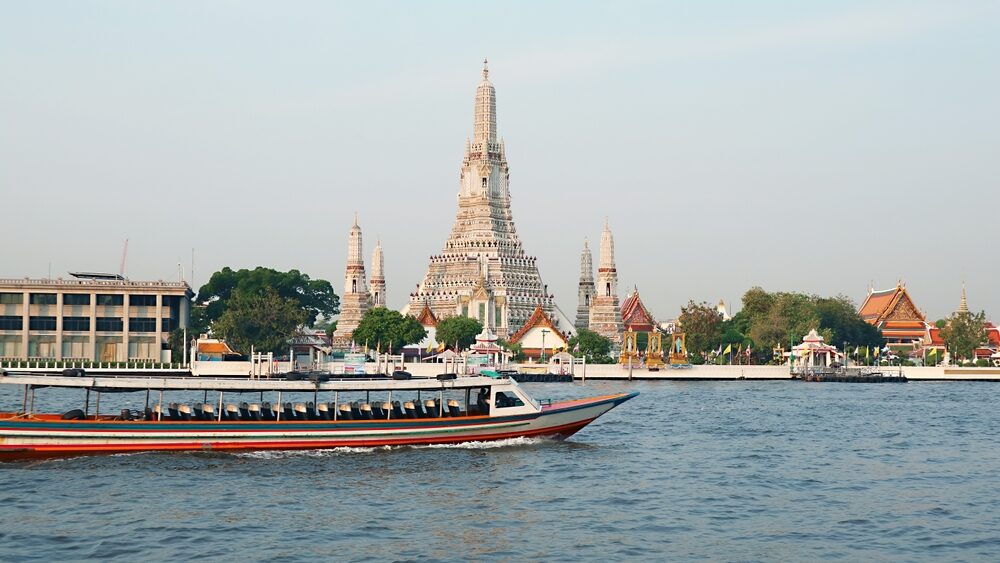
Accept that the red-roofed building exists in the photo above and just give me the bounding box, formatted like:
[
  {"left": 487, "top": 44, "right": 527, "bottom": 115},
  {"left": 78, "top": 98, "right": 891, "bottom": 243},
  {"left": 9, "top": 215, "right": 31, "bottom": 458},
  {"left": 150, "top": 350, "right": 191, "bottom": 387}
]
[
  {"left": 621, "top": 288, "right": 656, "bottom": 333},
  {"left": 858, "top": 283, "right": 928, "bottom": 349},
  {"left": 509, "top": 306, "right": 568, "bottom": 360}
]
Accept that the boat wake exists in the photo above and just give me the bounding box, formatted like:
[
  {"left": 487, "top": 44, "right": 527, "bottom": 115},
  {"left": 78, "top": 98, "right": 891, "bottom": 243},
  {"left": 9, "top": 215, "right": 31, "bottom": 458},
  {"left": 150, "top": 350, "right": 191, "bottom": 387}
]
[
  {"left": 413, "top": 436, "right": 548, "bottom": 450},
  {"left": 234, "top": 446, "right": 390, "bottom": 459}
]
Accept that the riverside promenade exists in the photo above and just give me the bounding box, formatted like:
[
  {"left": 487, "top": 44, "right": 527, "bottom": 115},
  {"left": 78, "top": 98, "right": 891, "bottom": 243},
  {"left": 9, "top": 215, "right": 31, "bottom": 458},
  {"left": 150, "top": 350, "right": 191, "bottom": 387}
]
[{"left": 383, "top": 363, "right": 1000, "bottom": 382}]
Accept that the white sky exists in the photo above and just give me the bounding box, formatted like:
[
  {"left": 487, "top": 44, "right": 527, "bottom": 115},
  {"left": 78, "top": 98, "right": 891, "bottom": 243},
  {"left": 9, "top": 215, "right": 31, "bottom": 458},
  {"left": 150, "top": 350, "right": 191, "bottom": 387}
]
[{"left": 2, "top": 1, "right": 997, "bottom": 322}]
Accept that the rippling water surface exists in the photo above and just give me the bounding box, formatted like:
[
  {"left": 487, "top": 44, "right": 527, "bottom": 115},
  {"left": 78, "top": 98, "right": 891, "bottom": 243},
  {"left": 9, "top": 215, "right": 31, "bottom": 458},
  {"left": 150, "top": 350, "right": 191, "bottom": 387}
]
[{"left": 3, "top": 380, "right": 1000, "bottom": 561}]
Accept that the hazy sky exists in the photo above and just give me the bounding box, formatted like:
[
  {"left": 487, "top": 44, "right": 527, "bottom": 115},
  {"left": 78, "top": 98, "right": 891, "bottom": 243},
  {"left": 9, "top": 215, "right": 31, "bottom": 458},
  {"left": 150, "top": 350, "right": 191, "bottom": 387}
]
[{"left": 2, "top": 1, "right": 998, "bottom": 323}]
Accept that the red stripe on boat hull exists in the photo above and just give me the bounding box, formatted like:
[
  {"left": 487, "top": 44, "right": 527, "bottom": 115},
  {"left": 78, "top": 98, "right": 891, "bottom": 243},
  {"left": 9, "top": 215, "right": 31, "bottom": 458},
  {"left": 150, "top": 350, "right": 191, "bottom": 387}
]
[{"left": 0, "top": 418, "right": 597, "bottom": 461}]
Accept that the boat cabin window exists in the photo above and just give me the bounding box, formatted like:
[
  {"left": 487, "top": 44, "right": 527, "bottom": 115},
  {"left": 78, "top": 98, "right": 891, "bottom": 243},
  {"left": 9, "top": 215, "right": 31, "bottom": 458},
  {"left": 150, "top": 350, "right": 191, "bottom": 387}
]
[{"left": 494, "top": 391, "right": 524, "bottom": 409}]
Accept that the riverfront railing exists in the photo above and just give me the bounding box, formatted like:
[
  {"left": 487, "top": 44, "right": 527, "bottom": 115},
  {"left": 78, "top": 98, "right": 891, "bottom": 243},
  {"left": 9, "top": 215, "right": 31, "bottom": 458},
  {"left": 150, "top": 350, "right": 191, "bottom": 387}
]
[{"left": 0, "top": 358, "right": 186, "bottom": 371}]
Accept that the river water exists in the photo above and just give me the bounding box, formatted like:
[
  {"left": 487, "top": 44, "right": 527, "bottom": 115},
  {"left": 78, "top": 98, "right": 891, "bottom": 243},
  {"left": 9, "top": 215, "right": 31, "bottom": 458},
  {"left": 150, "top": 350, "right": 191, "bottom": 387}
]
[{"left": 2, "top": 380, "right": 999, "bottom": 561}]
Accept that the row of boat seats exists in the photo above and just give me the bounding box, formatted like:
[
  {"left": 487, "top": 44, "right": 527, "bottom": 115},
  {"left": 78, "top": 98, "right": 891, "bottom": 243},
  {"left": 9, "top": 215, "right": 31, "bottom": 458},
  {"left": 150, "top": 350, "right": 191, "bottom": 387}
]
[{"left": 148, "top": 399, "right": 468, "bottom": 421}]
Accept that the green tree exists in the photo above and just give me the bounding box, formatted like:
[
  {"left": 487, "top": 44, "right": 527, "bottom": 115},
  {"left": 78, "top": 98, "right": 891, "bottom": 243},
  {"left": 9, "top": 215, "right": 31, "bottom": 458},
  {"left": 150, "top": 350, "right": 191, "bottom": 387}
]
[
  {"left": 939, "top": 310, "right": 988, "bottom": 362},
  {"left": 567, "top": 329, "right": 613, "bottom": 362},
  {"left": 351, "top": 308, "right": 426, "bottom": 352},
  {"left": 435, "top": 316, "right": 483, "bottom": 351},
  {"left": 212, "top": 287, "right": 308, "bottom": 354},
  {"left": 678, "top": 300, "right": 722, "bottom": 361},
  {"left": 197, "top": 267, "right": 339, "bottom": 327}
]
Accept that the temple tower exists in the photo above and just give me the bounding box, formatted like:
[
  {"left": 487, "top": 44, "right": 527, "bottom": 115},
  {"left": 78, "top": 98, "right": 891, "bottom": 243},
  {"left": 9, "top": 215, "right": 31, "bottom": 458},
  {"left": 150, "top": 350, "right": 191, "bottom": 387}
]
[
  {"left": 589, "top": 220, "right": 623, "bottom": 343},
  {"left": 407, "top": 60, "right": 558, "bottom": 337},
  {"left": 957, "top": 284, "right": 969, "bottom": 315},
  {"left": 575, "top": 239, "right": 595, "bottom": 331},
  {"left": 333, "top": 216, "right": 370, "bottom": 344},
  {"left": 370, "top": 239, "right": 386, "bottom": 308}
]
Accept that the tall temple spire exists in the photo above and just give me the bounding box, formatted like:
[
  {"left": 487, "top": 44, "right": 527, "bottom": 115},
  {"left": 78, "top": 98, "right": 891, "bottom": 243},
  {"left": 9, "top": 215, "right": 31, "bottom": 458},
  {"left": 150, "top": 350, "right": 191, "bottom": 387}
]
[
  {"left": 370, "top": 238, "right": 386, "bottom": 308},
  {"left": 408, "top": 61, "right": 560, "bottom": 337},
  {"left": 575, "top": 239, "right": 595, "bottom": 331},
  {"left": 474, "top": 58, "right": 497, "bottom": 144},
  {"left": 332, "top": 217, "right": 370, "bottom": 345},
  {"left": 589, "top": 220, "right": 623, "bottom": 344},
  {"left": 599, "top": 219, "right": 616, "bottom": 269},
  {"left": 958, "top": 283, "right": 969, "bottom": 315}
]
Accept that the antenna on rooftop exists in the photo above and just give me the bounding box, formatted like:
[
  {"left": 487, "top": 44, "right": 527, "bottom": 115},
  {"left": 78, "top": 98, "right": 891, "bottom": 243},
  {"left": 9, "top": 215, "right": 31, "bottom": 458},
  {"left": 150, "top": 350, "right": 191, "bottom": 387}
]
[{"left": 119, "top": 238, "right": 129, "bottom": 279}]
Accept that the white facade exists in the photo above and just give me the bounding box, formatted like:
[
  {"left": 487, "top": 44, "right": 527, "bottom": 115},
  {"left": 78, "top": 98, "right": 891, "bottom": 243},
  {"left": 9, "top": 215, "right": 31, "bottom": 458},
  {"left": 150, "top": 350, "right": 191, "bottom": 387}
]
[{"left": 0, "top": 276, "right": 192, "bottom": 362}]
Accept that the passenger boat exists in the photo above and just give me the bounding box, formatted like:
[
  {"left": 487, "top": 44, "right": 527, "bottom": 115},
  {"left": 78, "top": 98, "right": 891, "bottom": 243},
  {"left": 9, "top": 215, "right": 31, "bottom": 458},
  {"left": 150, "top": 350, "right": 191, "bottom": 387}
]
[{"left": 0, "top": 370, "right": 637, "bottom": 461}]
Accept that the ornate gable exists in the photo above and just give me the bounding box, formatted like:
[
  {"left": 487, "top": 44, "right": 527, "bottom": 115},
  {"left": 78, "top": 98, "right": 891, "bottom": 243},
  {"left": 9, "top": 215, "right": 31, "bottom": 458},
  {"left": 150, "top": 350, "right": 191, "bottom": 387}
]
[
  {"left": 415, "top": 304, "right": 438, "bottom": 327},
  {"left": 509, "top": 306, "right": 567, "bottom": 345}
]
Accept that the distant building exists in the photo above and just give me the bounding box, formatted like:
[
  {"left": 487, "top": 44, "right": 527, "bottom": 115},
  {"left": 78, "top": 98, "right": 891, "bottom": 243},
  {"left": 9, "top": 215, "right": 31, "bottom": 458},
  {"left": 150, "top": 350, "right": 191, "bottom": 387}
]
[
  {"left": 858, "top": 283, "right": 928, "bottom": 349},
  {"left": 509, "top": 306, "right": 568, "bottom": 360},
  {"left": 369, "top": 239, "right": 386, "bottom": 308},
  {"left": 332, "top": 216, "right": 370, "bottom": 346},
  {"left": 406, "top": 61, "right": 561, "bottom": 338},
  {"left": 588, "top": 220, "right": 623, "bottom": 344},
  {"left": 717, "top": 299, "right": 731, "bottom": 321},
  {"left": 621, "top": 287, "right": 656, "bottom": 333},
  {"left": 0, "top": 273, "right": 192, "bottom": 361},
  {"left": 575, "top": 240, "right": 595, "bottom": 331}
]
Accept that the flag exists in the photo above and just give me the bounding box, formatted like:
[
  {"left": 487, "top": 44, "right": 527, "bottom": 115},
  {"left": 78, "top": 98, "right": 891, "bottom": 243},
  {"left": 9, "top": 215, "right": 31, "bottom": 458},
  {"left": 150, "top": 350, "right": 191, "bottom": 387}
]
[
  {"left": 745, "top": 344, "right": 752, "bottom": 356},
  {"left": 350, "top": 341, "right": 356, "bottom": 353},
  {"left": 854, "top": 346, "right": 860, "bottom": 355},
  {"left": 437, "top": 341, "right": 445, "bottom": 353},
  {"left": 929, "top": 347, "right": 938, "bottom": 357},
  {"left": 865, "top": 346, "right": 870, "bottom": 359},
  {"left": 873, "top": 346, "right": 879, "bottom": 358},
  {"left": 426, "top": 340, "right": 433, "bottom": 353},
  {"left": 736, "top": 344, "right": 743, "bottom": 356},
  {"left": 723, "top": 343, "right": 732, "bottom": 355},
  {"left": 573, "top": 342, "right": 580, "bottom": 353}
]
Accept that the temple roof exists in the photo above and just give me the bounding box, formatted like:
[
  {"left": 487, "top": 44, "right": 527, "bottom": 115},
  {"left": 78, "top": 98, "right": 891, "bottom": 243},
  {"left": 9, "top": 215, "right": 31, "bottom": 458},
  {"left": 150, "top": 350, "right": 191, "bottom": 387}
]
[
  {"left": 858, "top": 283, "right": 926, "bottom": 326},
  {"left": 509, "top": 306, "right": 567, "bottom": 345},
  {"left": 415, "top": 304, "right": 438, "bottom": 327},
  {"left": 621, "top": 289, "right": 655, "bottom": 330}
]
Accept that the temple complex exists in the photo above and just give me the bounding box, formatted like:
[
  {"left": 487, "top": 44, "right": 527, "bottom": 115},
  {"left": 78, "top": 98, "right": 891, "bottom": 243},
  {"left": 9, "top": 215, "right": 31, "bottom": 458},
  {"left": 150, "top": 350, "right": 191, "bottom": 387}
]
[
  {"left": 332, "top": 216, "right": 370, "bottom": 345},
  {"left": 369, "top": 239, "right": 386, "bottom": 308},
  {"left": 588, "top": 220, "right": 623, "bottom": 344},
  {"left": 575, "top": 240, "right": 595, "bottom": 331},
  {"left": 858, "top": 283, "right": 928, "bottom": 349},
  {"left": 406, "top": 61, "right": 558, "bottom": 338}
]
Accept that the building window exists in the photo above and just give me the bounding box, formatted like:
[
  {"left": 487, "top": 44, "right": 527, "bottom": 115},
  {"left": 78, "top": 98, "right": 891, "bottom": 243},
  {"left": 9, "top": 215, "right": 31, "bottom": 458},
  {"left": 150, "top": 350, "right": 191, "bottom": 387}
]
[
  {"left": 0, "top": 335, "right": 21, "bottom": 357},
  {"left": 161, "top": 317, "right": 176, "bottom": 332},
  {"left": 29, "top": 293, "right": 57, "bottom": 305},
  {"left": 63, "top": 294, "right": 91, "bottom": 305},
  {"left": 0, "top": 293, "right": 23, "bottom": 305},
  {"left": 96, "top": 317, "right": 124, "bottom": 332},
  {"left": 29, "top": 316, "right": 57, "bottom": 331},
  {"left": 0, "top": 316, "right": 23, "bottom": 330},
  {"left": 482, "top": 177, "right": 488, "bottom": 188},
  {"left": 606, "top": 283, "right": 611, "bottom": 297},
  {"left": 63, "top": 317, "right": 90, "bottom": 331},
  {"left": 130, "top": 295, "right": 156, "bottom": 307},
  {"left": 352, "top": 279, "right": 357, "bottom": 293},
  {"left": 129, "top": 317, "right": 157, "bottom": 333},
  {"left": 62, "top": 336, "right": 89, "bottom": 359},
  {"left": 96, "top": 294, "right": 124, "bottom": 306}
]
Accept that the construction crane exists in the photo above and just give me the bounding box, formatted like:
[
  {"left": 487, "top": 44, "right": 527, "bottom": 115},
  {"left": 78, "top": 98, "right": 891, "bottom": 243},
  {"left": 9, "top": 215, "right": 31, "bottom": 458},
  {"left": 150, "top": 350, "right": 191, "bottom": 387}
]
[{"left": 119, "top": 238, "right": 129, "bottom": 279}]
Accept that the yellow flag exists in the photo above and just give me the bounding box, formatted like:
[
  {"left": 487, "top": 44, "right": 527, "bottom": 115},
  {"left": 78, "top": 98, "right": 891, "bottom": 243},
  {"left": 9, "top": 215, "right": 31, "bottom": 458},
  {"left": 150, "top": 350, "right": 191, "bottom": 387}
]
[
  {"left": 426, "top": 340, "right": 433, "bottom": 353},
  {"left": 438, "top": 341, "right": 446, "bottom": 353},
  {"left": 929, "top": 347, "right": 937, "bottom": 357},
  {"left": 723, "top": 343, "right": 732, "bottom": 355},
  {"left": 865, "top": 346, "right": 870, "bottom": 359}
]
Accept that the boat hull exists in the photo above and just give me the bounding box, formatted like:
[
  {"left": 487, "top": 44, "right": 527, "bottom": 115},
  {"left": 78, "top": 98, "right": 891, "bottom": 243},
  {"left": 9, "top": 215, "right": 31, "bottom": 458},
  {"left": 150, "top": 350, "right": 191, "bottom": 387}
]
[{"left": 0, "top": 392, "right": 637, "bottom": 461}]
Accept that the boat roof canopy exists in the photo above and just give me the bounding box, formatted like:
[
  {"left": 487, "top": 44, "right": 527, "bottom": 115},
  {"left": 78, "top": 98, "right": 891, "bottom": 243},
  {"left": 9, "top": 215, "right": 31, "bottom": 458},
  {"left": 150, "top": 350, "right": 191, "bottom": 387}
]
[{"left": 0, "top": 373, "right": 508, "bottom": 393}]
